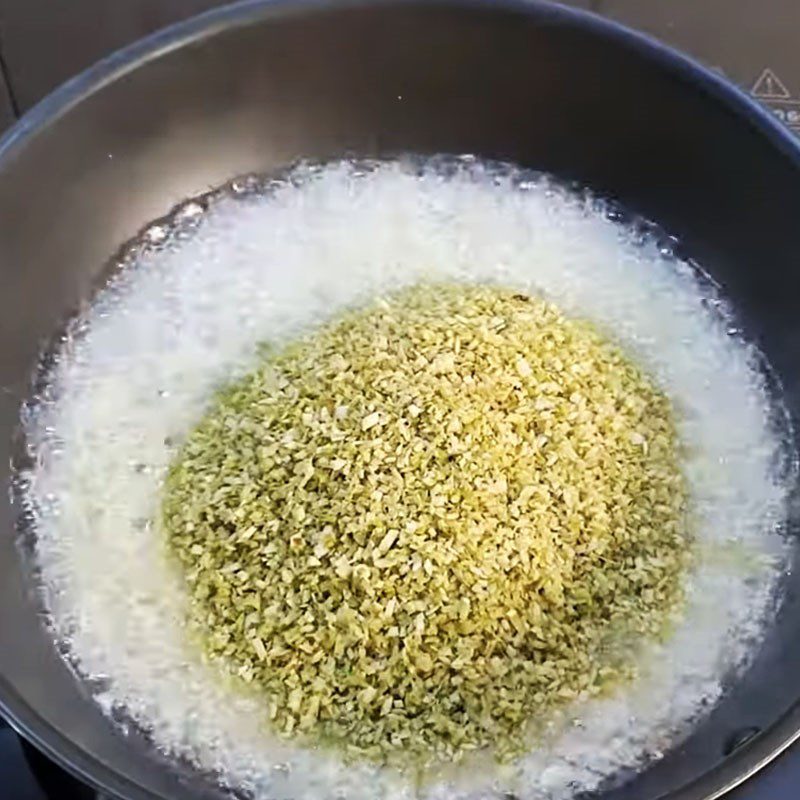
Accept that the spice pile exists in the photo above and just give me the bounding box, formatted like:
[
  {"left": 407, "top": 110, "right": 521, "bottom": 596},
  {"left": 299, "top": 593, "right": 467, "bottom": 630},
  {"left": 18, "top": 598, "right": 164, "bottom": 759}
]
[{"left": 162, "top": 283, "right": 690, "bottom": 765}]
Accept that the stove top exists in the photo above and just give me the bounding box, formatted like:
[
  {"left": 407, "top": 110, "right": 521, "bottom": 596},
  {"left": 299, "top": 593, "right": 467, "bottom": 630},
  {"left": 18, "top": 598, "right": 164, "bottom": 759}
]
[
  {"left": 0, "top": 715, "right": 92, "bottom": 800},
  {"left": 600, "top": 0, "right": 800, "bottom": 142},
  {"left": 0, "top": 1, "right": 799, "bottom": 799}
]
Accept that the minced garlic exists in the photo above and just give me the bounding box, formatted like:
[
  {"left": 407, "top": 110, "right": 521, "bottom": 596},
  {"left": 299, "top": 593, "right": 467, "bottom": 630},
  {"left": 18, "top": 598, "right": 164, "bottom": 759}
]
[{"left": 162, "top": 283, "right": 690, "bottom": 766}]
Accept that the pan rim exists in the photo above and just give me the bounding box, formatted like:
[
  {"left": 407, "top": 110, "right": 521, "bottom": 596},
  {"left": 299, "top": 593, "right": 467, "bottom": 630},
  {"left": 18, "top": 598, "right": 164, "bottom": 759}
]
[{"left": 2, "top": 1, "right": 800, "bottom": 799}]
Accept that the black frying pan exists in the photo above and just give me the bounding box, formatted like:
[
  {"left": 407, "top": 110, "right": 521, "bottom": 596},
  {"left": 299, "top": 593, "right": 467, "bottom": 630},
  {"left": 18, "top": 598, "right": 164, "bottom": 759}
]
[{"left": 1, "top": 2, "right": 799, "bottom": 799}]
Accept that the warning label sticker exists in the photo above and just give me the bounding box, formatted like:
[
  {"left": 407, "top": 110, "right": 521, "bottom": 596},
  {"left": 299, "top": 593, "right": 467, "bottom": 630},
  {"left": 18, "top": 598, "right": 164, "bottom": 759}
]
[{"left": 750, "top": 68, "right": 800, "bottom": 134}]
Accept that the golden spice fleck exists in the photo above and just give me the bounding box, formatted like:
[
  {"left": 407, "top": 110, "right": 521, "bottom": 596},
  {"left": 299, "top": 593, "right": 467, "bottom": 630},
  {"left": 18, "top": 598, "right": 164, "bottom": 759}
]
[{"left": 161, "top": 283, "right": 690, "bottom": 766}]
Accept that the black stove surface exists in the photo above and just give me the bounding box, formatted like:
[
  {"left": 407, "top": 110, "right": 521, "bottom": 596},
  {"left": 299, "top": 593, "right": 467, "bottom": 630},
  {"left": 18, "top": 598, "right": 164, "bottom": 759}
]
[{"left": 0, "top": 715, "right": 93, "bottom": 800}]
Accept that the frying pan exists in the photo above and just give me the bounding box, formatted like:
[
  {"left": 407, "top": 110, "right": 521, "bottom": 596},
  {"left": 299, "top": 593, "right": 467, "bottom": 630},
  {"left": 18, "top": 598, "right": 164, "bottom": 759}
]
[{"left": 1, "top": 1, "right": 800, "bottom": 799}]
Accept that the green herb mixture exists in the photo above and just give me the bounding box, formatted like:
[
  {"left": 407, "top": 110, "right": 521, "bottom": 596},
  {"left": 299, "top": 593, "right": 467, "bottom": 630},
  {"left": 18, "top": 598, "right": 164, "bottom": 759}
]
[{"left": 161, "top": 283, "right": 690, "bottom": 766}]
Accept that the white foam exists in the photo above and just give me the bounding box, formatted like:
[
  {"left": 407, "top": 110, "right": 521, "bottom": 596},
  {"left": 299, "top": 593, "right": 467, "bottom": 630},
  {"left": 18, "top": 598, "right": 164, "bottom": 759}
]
[{"left": 24, "top": 159, "right": 793, "bottom": 800}]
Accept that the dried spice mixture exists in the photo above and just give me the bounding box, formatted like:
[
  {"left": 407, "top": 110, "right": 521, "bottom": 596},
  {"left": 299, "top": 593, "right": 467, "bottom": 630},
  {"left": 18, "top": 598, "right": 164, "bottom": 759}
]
[{"left": 162, "top": 283, "right": 690, "bottom": 765}]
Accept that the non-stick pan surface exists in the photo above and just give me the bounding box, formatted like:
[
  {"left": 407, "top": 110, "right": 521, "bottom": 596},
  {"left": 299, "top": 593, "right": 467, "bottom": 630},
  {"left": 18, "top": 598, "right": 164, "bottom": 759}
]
[{"left": 1, "top": 2, "right": 800, "bottom": 799}]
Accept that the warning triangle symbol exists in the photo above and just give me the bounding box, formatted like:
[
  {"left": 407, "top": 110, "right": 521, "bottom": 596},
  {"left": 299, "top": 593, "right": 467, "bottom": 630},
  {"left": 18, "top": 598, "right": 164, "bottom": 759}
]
[{"left": 752, "top": 68, "right": 791, "bottom": 99}]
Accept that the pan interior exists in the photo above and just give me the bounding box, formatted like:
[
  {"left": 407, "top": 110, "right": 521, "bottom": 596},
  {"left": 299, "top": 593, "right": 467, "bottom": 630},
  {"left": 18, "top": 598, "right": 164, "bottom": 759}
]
[{"left": 17, "top": 158, "right": 797, "bottom": 800}]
